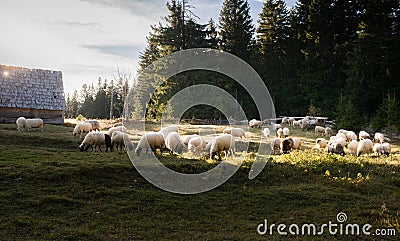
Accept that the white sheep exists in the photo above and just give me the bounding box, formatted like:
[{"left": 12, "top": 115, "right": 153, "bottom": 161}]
[
  {"left": 188, "top": 136, "right": 207, "bottom": 154},
  {"left": 359, "top": 131, "right": 370, "bottom": 140},
  {"left": 79, "top": 131, "right": 110, "bottom": 152},
  {"left": 330, "top": 136, "right": 347, "bottom": 149},
  {"left": 374, "top": 133, "right": 390, "bottom": 144},
  {"left": 292, "top": 138, "right": 301, "bottom": 150},
  {"left": 293, "top": 120, "right": 301, "bottom": 128},
  {"left": 84, "top": 120, "right": 100, "bottom": 131},
  {"left": 373, "top": 143, "right": 384, "bottom": 156},
  {"left": 288, "top": 117, "right": 295, "bottom": 126},
  {"left": 165, "top": 132, "right": 186, "bottom": 154},
  {"left": 345, "top": 131, "right": 357, "bottom": 142},
  {"left": 281, "top": 117, "right": 289, "bottom": 125},
  {"left": 324, "top": 127, "right": 333, "bottom": 137},
  {"left": 223, "top": 127, "right": 246, "bottom": 139},
  {"left": 73, "top": 122, "right": 93, "bottom": 138},
  {"left": 182, "top": 134, "right": 199, "bottom": 146},
  {"left": 111, "top": 131, "right": 130, "bottom": 151},
  {"left": 315, "top": 126, "right": 325, "bottom": 136},
  {"left": 283, "top": 127, "right": 290, "bottom": 138},
  {"left": 356, "top": 139, "right": 373, "bottom": 156},
  {"left": 159, "top": 126, "right": 179, "bottom": 139},
  {"left": 338, "top": 129, "right": 349, "bottom": 135},
  {"left": 270, "top": 138, "right": 281, "bottom": 154},
  {"left": 108, "top": 126, "right": 127, "bottom": 138},
  {"left": 206, "top": 134, "right": 235, "bottom": 160},
  {"left": 24, "top": 118, "right": 44, "bottom": 132},
  {"left": 315, "top": 138, "right": 327, "bottom": 149},
  {"left": 16, "top": 117, "right": 26, "bottom": 131},
  {"left": 263, "top": 128, "right": 270, "bottom": 138},
  {"left": 276, "top": 128, "right": 285, "bottom": 138},
  {"left": 382, "top": 143, "right": 391, "bottom": 156},
  {"left": 328, "top": 142, "right": 345, "bottom": 156},
  {"left": 349, "top": 140, "right": 358, "bottom": 156},
  {"left": 249, "top": 119, "right": 263, "bottom": 128},
  {"left": 335, "top": 133, "right": 347, "bottom": 141},
  {"left": 272, "top": 123, "right": 282, "bottom": 130},
  {"left": 135, "top": 132, "right": 166, "bottom": 156}
]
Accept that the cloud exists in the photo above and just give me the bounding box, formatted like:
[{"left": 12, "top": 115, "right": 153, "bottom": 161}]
[{"left": 82, "top": 44, "right": 143, "bottom": 59}]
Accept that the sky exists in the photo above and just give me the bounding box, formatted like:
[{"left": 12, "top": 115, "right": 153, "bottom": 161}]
[{"left": 0, "top": 0, "right": 297, "bottom": 96}]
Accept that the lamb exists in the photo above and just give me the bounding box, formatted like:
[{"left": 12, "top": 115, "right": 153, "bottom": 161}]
[
  {"left": 345, "top": 131, "right": 357, "bottom": 142},
  {"left": 108, "top": 126, "right": 127, "bottom": 138},
  {"left": 159, "top": 126, "right": 179, "bottom": 139},
  {"left": 16, "top": 117, "right": 26, "bottom": 131},
  {"left": 165, "top": 132, "right": 186, "bottom": 154},
  {"left": 373, "top": 143, "right": 384, "bottom": 156},
  {"left": 270, "top": 138, "right": 281, "bottom": 154},
  {"left": 349, "top": 140, "right": 358, "bottom": 156},
  {"left": 328, "top": 142, "right": 345, "bottom": 156},
  {"left": 25, "top": 118, "right": 44, "bottom": 132},
  {"left": 276, "top": 128, "right": 285, "bottom": 138},
  {"left": 374, "top": 133, "right": 390, "bottom": 144},
  {"left": 315, "top": 126, "right": 325, "bottom": 136},
  {"left": 263, "top": 128, "right": 270, "bottom": 138},
  {"left": 79, "top": 131, "right": 111, "bottom": 152},
  {"left": 283, "top": 127, "right": 290, "bottom": 138},
  {"left": 188, "top": 136, "right": 207, "bottom": 154},
  {"left": 315, "top": 138, "right": 327, "bottom": 149},
  {"left": 324, "top": 127, "right": 333, "bottom": 137},
  {"left": 205, "top": 134, "right": 235, "bottom": 160},
  {"left": 223, "top": 127, "right": 246, "bottom": 139},
  {"left": 356, "top": 139, "right": 373, "bottom": 156},
  {"left": 182, "top": 134, "right": 199, "bottom": 146},
  {"left": 249, "top": 119, "right": 263, "bottom": 128},
  {"left": 73, "top": 122, "right": 93, "bottom": 138},
  {"left": 135, "top": 132, "right": 166, "bottom": 156},
  {"left": 359, "top": 131, "right": 370, "bottom": 140},
  {"left": 280, "top": 137, "right": 294, "bottom": 154},
  {"left": 111, "top": 131, "right": 131, "bottom": 151},
  {"left": 84, "top": 120, "right": 100, "bottom": 131},
  {"left": 382, "top": 143, "right": 391, "bottom": 156}
]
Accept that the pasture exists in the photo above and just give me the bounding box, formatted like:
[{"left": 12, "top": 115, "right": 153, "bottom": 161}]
[{"left": 0, "top": 122, "right": 399, "bottom": 240}]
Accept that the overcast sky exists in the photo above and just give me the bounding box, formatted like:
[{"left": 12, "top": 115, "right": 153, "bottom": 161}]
[{"left": 0, "top": 0, "right": 297, "bottom": 95}]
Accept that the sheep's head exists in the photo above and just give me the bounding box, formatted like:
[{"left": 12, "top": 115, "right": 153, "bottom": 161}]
[
  {"left": 79, "top": 144, "right": 85, "bottom": 152},
  {"left": 135, "top": 147, "right": 141, "bottom": 156}
]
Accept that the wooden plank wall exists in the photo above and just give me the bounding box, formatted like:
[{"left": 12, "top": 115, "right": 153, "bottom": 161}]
[{"left": 0, "top": 107, "right": 64, "bottom": 125}]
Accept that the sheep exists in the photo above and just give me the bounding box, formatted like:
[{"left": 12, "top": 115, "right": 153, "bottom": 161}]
[
  {"left": 335, "top": 133, "right": 347, "bottom": 141},
  {"left": 111, "top": 131, "right": 131, "bottom": 151},
  {"left": 315, "top": 126, "right": 325, "bottom": 136},
  {"left": 182, "top": 134, "right": 199, "bottom": 146},
  {"left": 270, "top": 138, "right": 281, "bottom": 154},
  {"left": 159, "top": 126, "right": 179, "bottom": 139},
  {"left": 315, "top": 138, "right": 327, "bottom": 149},
  {"left": 329, "top": 136, "right": 347, "bottom": 149},
  {"left": 272, "top": 123, "right": 282, "bottom": 130},
  {"left": 356, "top": 139, "right": 373, "bottom": 156},
  {"left": 113, "top": 122, "right": 123, "bottom": 127},
  {"left": 188, "top": 136, "right": 207, "bottom": 154},
  {"left": 276, "top": 128, "right": 285, "bottom": 138},
  {"left": 288, "top": 117, "right": 295, "bottom": 126},
  {"left": 338, "top": 129, "right": 349, "bottom": 135},
  {"left": 223, "top": 127, "right": 246, "bottom": 139},
  {"left": 73, "top": 122, "right": 93, "bottom": 138},
  {"left": 359, "top": 131, "right": 370, "bottom": 140},
  {"left": 16, "top": 117, "right": 26, "bottom": 131},
  {"left": 249, "top": 119, "right": 263, "bottom": 128},
  {"left": 79, "top": 131, "right": 111, "bottom": 152},
  {"left": 280, "top": 138, "right": 294, "bottom": 154},
  {"left": 324, "top": 127, "right": 333, "bottom": 137},
  {"left": 283, "top": 127, "right": 290, "bottom": 138},
  {"left": 165, "top": 132, "right": 186, "bottom": 154},
  {"left": 292, "top": 138, "right": 301, "bottom": 150},
  {"left": 374, "top": 133, "right": 390, "bottom": 144},
  {"left": 345, "top": 131, "right": 357, "bottom": 142},
  {"left": 349, "top": 140, "right": 358, "bottom": 156},
  {"left": 328, "top": 142, "right": 345, "bottom": 156},
  {"left": 281, "top": 117, "right": 289, "bottom": 125},
  {"left": 373, "top": 143, "right": 384, "bottom": 156},
  {"left": 84, "top": 120, "right": 100, "bottom": 131},
  {"left": 382, "top": 143, "right": 391, "bottom": 156},
  {"left": 263, "top": 128, "right": 270, "bottom": 138},
  {"left": 293, "top": 120, "right": 301, "bottom": 128},
  {"left": 25, "top": 118, "right": 44, "bottom": 132},
  {"left": 108, "top": 126, "right": 127, "bottom": 138},
  {"left": 135, "top": 132, "right": 166, "bottom": 156},
  {"left": 205, "top": 134, "right": 235, "bottom": 160}
]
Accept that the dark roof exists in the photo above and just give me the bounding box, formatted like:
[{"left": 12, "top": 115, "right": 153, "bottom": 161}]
[{"left": 0, "top": 64, "right": 66, "bottom": 111}]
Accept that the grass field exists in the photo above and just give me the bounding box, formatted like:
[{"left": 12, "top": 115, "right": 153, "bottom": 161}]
[{"left": 0, "top": 123, "right": 399, "bottom": 240}]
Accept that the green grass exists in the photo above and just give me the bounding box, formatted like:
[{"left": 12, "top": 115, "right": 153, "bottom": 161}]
[{"left": 0, "top": 123, "right": 399, "bottom": 240}]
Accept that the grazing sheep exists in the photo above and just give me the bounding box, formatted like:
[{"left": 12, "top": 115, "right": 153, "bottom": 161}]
[
  {"left": 292, "top": 138, "right": 301, "bottom": 150},
  {"left": 338, "top": 129, "right": 349, "bottom": 135},
  {"left": 270, "top": 138, "right": 281, "bottom": 154},
  {"left": 16, "top": 117, "right": 26, "bottom": 131},
  {"left": 315, "top": 138, "right": 327, "bottom": 149},
  {"left": 135, "top": 132, "right": 166, "bottom": 156},
  {"left": 111, "top": 131, "right": 130, "bottom": 151},
  {"left": 315, "top": 126, "right": 325, "bottom": 136},
  {"left": 328, "top": 142, "right": 345, "bottom": 156},
  {"left": 283, "top": 127, "right": 290, "bottom": 138},
  {"left": 293, "top": 120, "right": 301, "bottom": 128},
  {"left": 374, "top": 133, "right": 390, "bottom": 144},
  {"left": 159, "top": 126, "right": 179, "bottom": 139},
  {"left": 359, "top": 131, "right": 370, "bottom": 140},
  {"left": 113, "top": 122, "right": 123, "bottom": 127},
  {"left": 205, "top": 134, "right": 235, "bottom": 160},
  {"left": 329, "top": 136, "right": 347, "bottom": 149},
  {"left": 280, "top": 138, "right": 294, "bottom": 154},
  {"left": 272, "top": 123, "right": 282, "bottom": 130},
  {"left": 182, "top": 134, "right": 199, "bottom": 146},
  {"left": 263, "top": 128, "right": 270, "bottom": 138},
  {"left": 188, "top": 136, "right": 207, "bottom": 154},
  {"left": 345, "top": 131, "right": 357, "bottom": 142},
  {"left": 25, "top": 118, "right": 44, "bottom": 132},
  {"left": 373, "top": 143, "right": 384, "bottom": 156},
  {"left": 223, "top": 127, "right": 246, "bottom": 139},
  {"left": 79, "top": 131, "right": 111, "bottom": 152},
  {"left": 356, "top": 139, "right": 373, "bottom": 156},
  {"left": 382, "top": 143, "right": 391, "bottom": 156},
  {"left": 324, "top": 127, "right": 333, "bottom": 137},
  {"left": 249, "top": 119, "right": 263, "bottom": 128},
  {"left": 288, "top": 117, "right": 295, "bottom": 126},
  {"left": 349, "top": 140, "right": 358, "bottom": 156},
  {"left": 108, "top": 126, "right": 127, "bottom": 138},
  {"left": 335, "top": 133, "right": 347, "bottom": 141},
  {"left": 277, "top": 128, "right": 285, "bottom": 138},
  {"left": 165, "top": 132, "right": 186, "bottom": 154},
  {"left": 281, "top": 117, "right": 289, "bottom": 125},
  {"left": 73, "top": 122, "right": 93, "bottom": 138},
  {"left": 84, "top": 120, "right": 100, "bottom": 131}
]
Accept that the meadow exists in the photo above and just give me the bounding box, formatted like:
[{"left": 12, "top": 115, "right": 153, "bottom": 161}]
[{"left": 0, "top": 122, "right": 399, "bottom": 240}]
